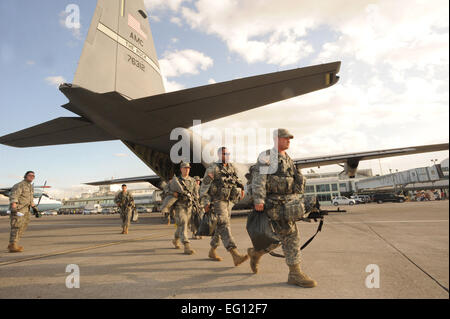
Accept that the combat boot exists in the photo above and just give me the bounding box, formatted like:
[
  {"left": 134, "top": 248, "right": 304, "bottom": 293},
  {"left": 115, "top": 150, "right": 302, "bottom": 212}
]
[
  {"left": 172, "top": 238, "right": 181, "bottom": 249},
  {"left": 8, "top": 243, "right": 23, "bottom": 253},
  {"left": 229, "top": 248, "right": 249, "bottom": 266},
  {"left": 248, "top": 248, "right": 265, "bottom": 274},
  {"left": 208, "top": 247, "right": 223, "bottom": 261},
  {"left": 183, "top": 243, "right": 195, "bottom": 255},
  {"left": 287, "top": 264, "right": 317, "bottom": 288}
]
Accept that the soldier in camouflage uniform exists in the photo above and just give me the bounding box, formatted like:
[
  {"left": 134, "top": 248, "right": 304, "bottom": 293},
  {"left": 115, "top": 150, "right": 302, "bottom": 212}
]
[
  {"left": 114, "top": 184, "right": 135, "bottom": 234},
  {"left": 170, "top": 162, "right": 197, "bottom": 255},
  {"left": 160, "top": 181, "right": 174, "bottom": 225},
  {"left": 200, "top": 147, "right": 249, "bottom": 266},
  {"left": 8, "top": 171, "right": 37, "bottom": 253},
  {"left": 250, "top": 129, "right": 317, "bottom": 288},
  {"left": 190, "top": 176, "right": 203, "bottom": 240}
]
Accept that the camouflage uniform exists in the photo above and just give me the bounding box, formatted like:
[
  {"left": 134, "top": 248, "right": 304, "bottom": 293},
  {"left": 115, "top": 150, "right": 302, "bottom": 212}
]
[
  {"left": 160, "top": 181, "right": 175, "bottom": 223},
  {"left": 9, "top": 180, "right": 34, "bottom": 244},
  {"left": 200, "top": 162, "right": 244, "bottom": 251},
  {"left": 114, "top": 191, "right": 135, "bottom": 230},
  {"left": 171, "top": 175, "right": 197, "bottom": 244},
  {"left": 189, "top": 179, "right": 202, "bottom": 236},
  {"left": 252, "top": 148, "right": 306, "bottom": 266}
]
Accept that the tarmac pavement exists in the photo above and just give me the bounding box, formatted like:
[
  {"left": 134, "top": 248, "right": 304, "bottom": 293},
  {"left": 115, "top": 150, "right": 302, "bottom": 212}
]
[{"left": 0, "top": 201, "right": 448, "bottom": 299}]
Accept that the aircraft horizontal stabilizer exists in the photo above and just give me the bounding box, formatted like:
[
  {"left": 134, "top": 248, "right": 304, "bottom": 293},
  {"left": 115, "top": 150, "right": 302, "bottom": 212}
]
[
  {"left": 127, "top": 62, "right": 341, "bottom": 130},
  {"left": 0, "top": 117, "right": 117, "bottom": 148},
  {"left": 85, "top": 175, "right": 162, "bottom": 189}
]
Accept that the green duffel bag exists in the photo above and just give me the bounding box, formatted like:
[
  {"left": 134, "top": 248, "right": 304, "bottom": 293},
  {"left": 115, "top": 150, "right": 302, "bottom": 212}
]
[{"left": 196, "top": 211, "right": 218, "bottom": 236}]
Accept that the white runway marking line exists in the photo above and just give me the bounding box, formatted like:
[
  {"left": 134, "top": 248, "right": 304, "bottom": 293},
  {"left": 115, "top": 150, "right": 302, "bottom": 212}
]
[
  {"left": 326, "top": 220, "right": 449, "bottom": 224},
  {"left": 2, "top": 223, "right": 170, "bottom": 227}
]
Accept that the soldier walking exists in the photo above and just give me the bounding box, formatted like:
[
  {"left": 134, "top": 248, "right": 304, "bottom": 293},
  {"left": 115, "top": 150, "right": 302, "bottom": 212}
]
[
  {"left": 249, "top": 129, "right": 317, "bottom": 288},
  {"left": 170, "top": 162, "right": 197, "bottom": 255},
  {"left": 190, "top": 176, "right": 203, "bottom": 240},
  {"left": 114, "top": 184, "right": 135, "bottom": 234},
  {"left": 160, "top": 181, "right": 174, "bottom": 225},
  {"left": 8, "top": 171, "right": 38, "bottom": 253},
  {"left": 200, "top": 147, "right": 249, "bottom": 266}
]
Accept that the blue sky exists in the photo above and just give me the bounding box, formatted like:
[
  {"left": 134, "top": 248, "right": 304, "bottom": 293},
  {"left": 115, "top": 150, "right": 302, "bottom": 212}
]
[{"left": 0, "top": 0, "right": 448, "bottom": 197}]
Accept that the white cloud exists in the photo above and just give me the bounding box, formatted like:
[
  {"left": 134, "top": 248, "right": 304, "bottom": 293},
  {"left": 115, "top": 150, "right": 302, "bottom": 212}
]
[
  {"left": 163, "top": 78, "right": 185, "bottom": 92},
  {"left": 150, "top": 15, "right": 161, "bottom": 22},
  {"left": 170, "top": 16, "right": 183, "bottom": 26},
  {"left": 114, "top": 153, "right": 128, "bottom": 157},
  {"left": 144, "top": 0, "right": 189, "bottom": 12},
  {"left": 45, "top": 76, "right": 66, "bottom": 87},
  {"left": 159, "top": 49, "right": 213, "bottom": 77},
  {"left": 208, "top": 78, "right": 216, "bottom": 84},
  {"left": 182, "top": 0, "right": 448, "bottom": 68},
  {"left": 158, "top": 49, "right": 213, "bottom": 92}
]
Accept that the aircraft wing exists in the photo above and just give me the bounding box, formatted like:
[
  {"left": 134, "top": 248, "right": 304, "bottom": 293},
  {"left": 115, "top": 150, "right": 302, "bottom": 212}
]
[
  {"left": 294, "top": 143, "right": 449, "bottom": 168},
  {"left": 85, "top": 175, "right": 162, "bottom": 189},
  {"left": 2, "top": 61, "right": 340, "bottom": 149},
  {"left": 127, "top": 62, "right": 341, "bottom": 137},
  {"left": 0, "top": 188, "right": 12, "bottom": 197},
  {"left": 0, "top": 117, "right": 117, "bottom": 148}
]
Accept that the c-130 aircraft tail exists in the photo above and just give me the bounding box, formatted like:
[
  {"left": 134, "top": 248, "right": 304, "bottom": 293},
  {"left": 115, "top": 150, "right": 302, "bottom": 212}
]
[
  {"left": 74, "top": 0, "right": 165, "bottom": 100},
  {"left": 0, "top": 0, "right": 341, "bottom": 181}
]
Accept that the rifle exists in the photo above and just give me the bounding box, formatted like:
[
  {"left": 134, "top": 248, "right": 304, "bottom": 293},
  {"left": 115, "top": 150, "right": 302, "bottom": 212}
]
[
  {"left": 303, "top": 197, "right": 346, "bottom": 222},
  {"left": 269, "top": 197, "right": 336, "bottom": 258},
  {"left": 178, "top": 177, "right": 201, "bottom": 212},
  {"left": 219, "top": 166, "right": 245, "bottom": 189}
]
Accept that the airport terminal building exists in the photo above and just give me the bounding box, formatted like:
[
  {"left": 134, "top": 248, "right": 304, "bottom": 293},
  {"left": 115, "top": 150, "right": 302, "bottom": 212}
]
[
  {"left": 60, "top": 186, "right": 158, "bottom": 214},
  {"left": 303, "top": 169, "right": 373, "bottom": 204}
]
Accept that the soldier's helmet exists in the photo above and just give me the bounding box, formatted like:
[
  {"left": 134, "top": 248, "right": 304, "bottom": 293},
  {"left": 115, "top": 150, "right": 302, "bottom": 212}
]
[
  {"left": 273, "top": 128, "right": 294, "bottom": 139},
  {"left": 194, "top": 176, "right": 201, "bottom": 181},
  {"left": 180, "top": 162, "right": 191, "bottom": 168}
]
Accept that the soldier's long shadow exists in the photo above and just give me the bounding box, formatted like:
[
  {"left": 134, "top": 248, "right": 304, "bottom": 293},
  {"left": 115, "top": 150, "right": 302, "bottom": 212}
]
[
  {"left": 1, "top": 257, "right": 296, "bottom": 298},
  {"left": 0, "top": 259, "right": 245, "bottom": 278}
]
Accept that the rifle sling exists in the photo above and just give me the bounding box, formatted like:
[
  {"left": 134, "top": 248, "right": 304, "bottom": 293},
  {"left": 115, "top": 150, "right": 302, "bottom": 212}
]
[{"left": 269, "top": 219, "right": 324, "bottom": 258}]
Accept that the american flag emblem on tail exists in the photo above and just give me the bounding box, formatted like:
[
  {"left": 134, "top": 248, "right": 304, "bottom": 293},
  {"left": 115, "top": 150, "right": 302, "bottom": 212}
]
[{"left": 128, "top": 13, "right": 147, "bottom": 40}]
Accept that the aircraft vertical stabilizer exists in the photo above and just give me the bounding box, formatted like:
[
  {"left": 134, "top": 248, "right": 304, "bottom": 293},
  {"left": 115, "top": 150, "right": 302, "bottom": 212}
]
[{"left": 73, "top": 0, "right": 165, "bottom": 99}]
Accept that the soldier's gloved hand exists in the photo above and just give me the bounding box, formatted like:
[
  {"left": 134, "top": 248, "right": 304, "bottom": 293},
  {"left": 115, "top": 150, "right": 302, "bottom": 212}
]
[{"left": 32, "top": 206, "right": 42, "bottom": 218}]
